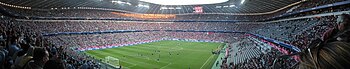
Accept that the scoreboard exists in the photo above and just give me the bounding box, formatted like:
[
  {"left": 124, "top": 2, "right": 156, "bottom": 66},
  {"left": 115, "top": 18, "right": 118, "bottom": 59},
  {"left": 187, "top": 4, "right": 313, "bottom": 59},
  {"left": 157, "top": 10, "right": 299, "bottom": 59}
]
[{"left": 193, "top": 6, "right": 203, "bottom": 13}]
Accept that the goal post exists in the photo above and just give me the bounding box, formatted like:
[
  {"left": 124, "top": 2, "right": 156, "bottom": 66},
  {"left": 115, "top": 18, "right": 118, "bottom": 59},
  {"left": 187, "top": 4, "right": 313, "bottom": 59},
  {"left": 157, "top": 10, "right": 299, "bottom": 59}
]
[{"left": 105, "top": 56, "right": 120, "bottom": 68}]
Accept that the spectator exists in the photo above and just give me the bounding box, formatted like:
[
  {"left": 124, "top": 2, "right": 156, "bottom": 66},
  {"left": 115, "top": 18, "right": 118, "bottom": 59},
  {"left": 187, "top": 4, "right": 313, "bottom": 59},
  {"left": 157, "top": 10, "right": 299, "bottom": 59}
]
[
  {"left": 323, "top": 14, "right": 350, "bottom": 42},
  {"left": 0, "top": 46, "right": 8, "bottom": 69},
  {"left": 299, "top": 41, "right": 350, "bottom": 69},
  {"left": 24, "top": 48, "right": 49, "bottom": 69}
]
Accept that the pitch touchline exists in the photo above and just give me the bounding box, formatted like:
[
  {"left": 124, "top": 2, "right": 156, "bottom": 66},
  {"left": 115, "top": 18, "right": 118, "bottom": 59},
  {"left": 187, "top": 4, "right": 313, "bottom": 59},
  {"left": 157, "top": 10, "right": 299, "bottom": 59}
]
[{"left": 200, "top": 55, "right": 214, "bottom": 69}]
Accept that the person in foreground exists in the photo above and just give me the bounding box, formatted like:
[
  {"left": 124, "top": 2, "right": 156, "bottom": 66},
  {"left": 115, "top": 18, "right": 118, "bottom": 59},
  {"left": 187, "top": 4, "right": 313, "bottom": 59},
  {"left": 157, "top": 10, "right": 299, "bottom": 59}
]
[
  {"left": 298, "top": 14, "right": 350, "bottom": 69},
  {"left": 24, "top": 48, "right": 49, "bottom": 69}
]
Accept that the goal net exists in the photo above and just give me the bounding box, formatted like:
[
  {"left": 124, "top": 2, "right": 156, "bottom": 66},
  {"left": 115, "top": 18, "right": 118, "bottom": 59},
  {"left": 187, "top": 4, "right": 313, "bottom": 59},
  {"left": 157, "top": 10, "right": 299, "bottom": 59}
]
[{"left": 105, "top": 56, "right": 120, "bottom": 68}]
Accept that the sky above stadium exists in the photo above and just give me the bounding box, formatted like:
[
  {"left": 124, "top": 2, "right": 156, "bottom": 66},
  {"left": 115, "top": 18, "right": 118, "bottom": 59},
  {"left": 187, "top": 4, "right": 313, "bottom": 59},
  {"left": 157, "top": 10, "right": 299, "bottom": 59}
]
[{"left": 140, "top": 0, "right": 229, "bottom": 5}]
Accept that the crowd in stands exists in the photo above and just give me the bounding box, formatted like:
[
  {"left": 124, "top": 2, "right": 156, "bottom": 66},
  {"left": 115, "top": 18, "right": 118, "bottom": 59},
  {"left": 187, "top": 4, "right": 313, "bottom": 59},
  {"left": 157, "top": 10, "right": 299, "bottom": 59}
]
[
  {"left": 13, "top": 21, "right": 238, "bottom": 34},
  {"left": 229, "top": 13, "right": 349, "bottom": 69},
  {"left": 0, "top": 16, "right": 104, "bottom": 69},
  {"left": 233, "top": 14, "right": 349, "bottom": 69},
  {"left": 2, "top": 16, "right": 245, "bottom": 69},
  {"left": 239, "top": 16, "right": 338, "bottom": 50},
  {"left": 295, "top": 0, "right": 345, "bottom": 11},
  {"left": 2, "top": 13, "right": 348, "bottom": 69},
  {"left": 220, "top": 35, "right": 297, "bottom": 69},
  {"left": 46, "top": 32, "right": 240, "bottom": 50},
  {"left": 282, "top": 3, "right": 350, "bottom": 19},
  {"left": 0, "top": 0, "right": 348, "bottom": 68}
]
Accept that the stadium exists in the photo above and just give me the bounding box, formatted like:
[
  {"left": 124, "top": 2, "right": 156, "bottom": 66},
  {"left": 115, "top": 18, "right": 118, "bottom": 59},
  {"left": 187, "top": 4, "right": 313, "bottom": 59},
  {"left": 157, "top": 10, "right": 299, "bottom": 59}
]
[{"left": 0, "top": 0, "right": 350, "bottom": 69}]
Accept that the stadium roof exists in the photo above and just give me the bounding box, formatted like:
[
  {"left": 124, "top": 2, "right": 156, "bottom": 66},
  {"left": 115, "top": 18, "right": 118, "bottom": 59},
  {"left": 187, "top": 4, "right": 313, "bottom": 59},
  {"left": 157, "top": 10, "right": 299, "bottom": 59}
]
[
  {"left": 139, "top": 0, "right": 229, "bottom": 5},
  {"left": 0, "top": 0, "right": 303, "bottom": 14}
]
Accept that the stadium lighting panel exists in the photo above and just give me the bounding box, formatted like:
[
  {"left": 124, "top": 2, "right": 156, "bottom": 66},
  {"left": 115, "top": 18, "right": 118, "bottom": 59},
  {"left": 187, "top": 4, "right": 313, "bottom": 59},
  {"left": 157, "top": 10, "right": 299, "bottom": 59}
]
[{"left": 140, "top": 0, "right": 229, "bottom": 5}]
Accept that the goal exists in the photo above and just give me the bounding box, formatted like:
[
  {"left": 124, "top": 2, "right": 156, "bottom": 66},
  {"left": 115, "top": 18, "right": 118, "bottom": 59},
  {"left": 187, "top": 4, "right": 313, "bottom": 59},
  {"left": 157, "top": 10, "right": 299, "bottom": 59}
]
[{"left": 105, "top": 56, "right": 120, "bottom": 68}]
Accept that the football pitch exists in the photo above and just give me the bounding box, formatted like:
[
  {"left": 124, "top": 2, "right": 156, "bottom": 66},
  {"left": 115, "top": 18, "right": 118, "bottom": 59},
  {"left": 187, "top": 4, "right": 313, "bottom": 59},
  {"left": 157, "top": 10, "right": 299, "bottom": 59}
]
[{"left": 84, "top": 40, "right": 224, "bottom": 69}]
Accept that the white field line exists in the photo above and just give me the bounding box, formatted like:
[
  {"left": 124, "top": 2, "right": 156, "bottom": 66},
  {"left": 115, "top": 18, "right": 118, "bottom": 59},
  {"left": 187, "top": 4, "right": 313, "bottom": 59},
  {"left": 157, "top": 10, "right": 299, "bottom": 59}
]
[
  {"left": 160, "top": 63, "right": 173, "bottom": 69},
  {"left": 200, "top": 55, "right": 214, "bottom": 69}
]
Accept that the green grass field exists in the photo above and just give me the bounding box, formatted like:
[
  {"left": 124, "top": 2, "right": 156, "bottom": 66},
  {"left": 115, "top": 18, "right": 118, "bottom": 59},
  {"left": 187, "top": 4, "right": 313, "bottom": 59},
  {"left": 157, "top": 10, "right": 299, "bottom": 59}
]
[{"left": 84, "top": 40, "right": 224, "bottom": 69}]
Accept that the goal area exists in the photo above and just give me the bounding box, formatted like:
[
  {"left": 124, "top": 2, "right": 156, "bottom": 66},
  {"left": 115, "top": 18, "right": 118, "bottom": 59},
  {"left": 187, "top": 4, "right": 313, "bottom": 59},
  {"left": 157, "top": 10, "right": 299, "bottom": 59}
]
[{"left": 105, "top": 56, "right": 120, "bottom": 68}]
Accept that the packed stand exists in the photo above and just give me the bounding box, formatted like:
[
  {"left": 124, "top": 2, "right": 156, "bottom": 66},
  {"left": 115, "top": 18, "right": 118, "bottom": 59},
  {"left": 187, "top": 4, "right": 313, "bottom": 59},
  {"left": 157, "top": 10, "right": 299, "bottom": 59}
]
[
  {"left": 13, "top": 21, "right": 238, "bottom": 34},
  {"left": 221, "top": 35, "right": 297, "bottom": 69},
  {"left": 0, "top": 16, "right": 105, "bottom": 69},
  {"left": 45, "top": 32, "right": 240, "bottom": 50},
  {"left": 237, "top": 16, "right": 338, "bottom": 50}
]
